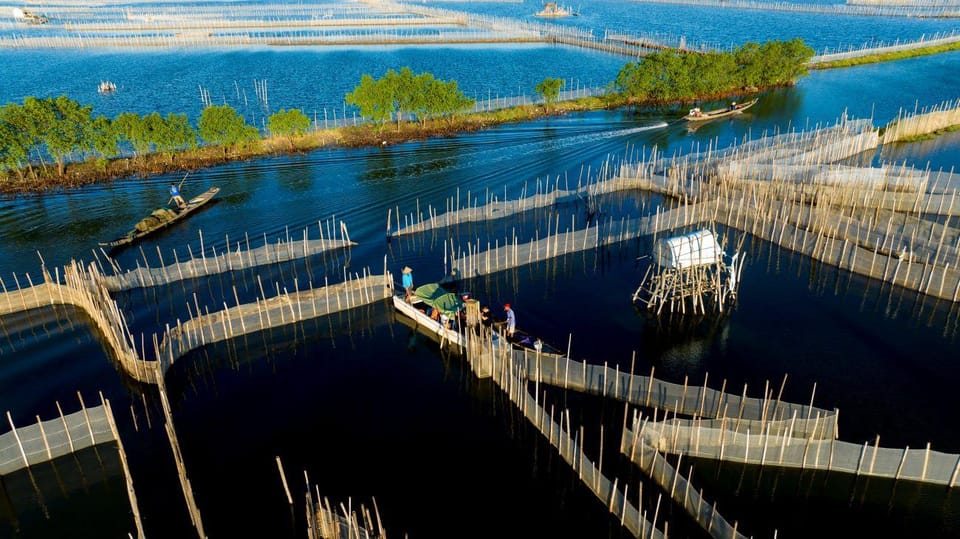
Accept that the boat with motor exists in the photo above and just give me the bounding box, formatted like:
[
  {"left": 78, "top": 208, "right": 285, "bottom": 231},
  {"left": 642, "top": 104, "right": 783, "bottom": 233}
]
[{"left": 685, "top": 98, "right": 758, "bottom": 122}]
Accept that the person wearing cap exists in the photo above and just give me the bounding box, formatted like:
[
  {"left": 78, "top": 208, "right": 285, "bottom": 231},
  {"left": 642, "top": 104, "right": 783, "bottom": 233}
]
[
  {"left": 402, "top": 266, "right": 414, "bottom": 302},
  {"left": 503, "top": 303, "right": 516, "bottom": 338}
]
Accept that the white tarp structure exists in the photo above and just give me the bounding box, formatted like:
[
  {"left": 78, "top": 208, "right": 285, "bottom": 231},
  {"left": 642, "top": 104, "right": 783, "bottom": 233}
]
[{"left": 654, "top": 229, "right": 723, "bottom": 269}]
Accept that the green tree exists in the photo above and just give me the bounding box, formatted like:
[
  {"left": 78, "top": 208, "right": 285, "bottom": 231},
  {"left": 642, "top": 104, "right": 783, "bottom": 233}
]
[
  {"left": 535, "top": 78, "right": 564, "bottom": 104},
  {"left": 614, "top": 39, "right": 813, "bottom": 103},
  {"left": 0, "top": 103, "right": 35, "bottom": 179},
  {"left": 431, "top": 80, "right": 474, "bottom": 124},
  {"left": 42, "top": 96, "right": 94, "bottom": 177},
  {"left": 114, "top": 112, "right": 152, "bottom": 157},
  {"left": 197, "top": 104, "right": 258, "bottom": 154},
  {"left": 153, "top": 112, "right": 196, "bottom": 160},
  {"left": 734, "top": 42, "right": 764, "bottom": 88},
  {"left": 346, "top": 74, "right": 395, "bottom": 127},
  {"left": 267, "top": 108, "right": 311, "bottom": 149},
  {"left": 21, "top": 97, "right": 57, "bottom": 175},
  {"left": 384, "top": 67, "right": 421, "bottom": 128},
  {"left": 89, "top": 115, "right": 119, "bottom": 167}
]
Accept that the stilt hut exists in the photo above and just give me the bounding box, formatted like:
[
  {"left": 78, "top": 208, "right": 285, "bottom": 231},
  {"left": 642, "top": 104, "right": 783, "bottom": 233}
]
[{"left": 632, "top": 229, "right": 744, "bottom": 315}]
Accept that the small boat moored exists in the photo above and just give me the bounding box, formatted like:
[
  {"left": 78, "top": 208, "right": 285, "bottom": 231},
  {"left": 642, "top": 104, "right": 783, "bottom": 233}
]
[
  {"left": 393, "top": 282, "right": 564, "bottom": 360},
  {"left": 685, "top": 98, "right": 758, "bottom": 122},
  {"left": 392, "top": 282, "right": 470, "bottom": 350},
  {"left": 99, "top": 186, "right": 220, "bottom": 249}
]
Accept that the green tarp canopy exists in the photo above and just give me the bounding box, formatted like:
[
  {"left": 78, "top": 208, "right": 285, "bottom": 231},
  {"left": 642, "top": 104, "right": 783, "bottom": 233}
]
[{"left": 414, "top": 283, "right": 463, "bottom": 316}]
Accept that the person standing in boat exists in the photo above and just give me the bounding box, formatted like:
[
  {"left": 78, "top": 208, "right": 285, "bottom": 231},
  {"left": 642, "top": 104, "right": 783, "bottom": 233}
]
[
  {"left": 169, "top": 183, "right": 186, "bottom": 211},
  {"left": 479, "top": 306, "right": 493, "bottom": 336},
  {"left": 503, "top": 303, "right": 516, "bottom": 339},
  {"left": 402, "top": 266, "right": 414, "bottom": 302}
]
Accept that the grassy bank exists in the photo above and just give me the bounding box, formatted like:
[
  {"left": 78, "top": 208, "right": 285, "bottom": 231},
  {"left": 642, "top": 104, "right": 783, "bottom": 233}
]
[
  {"left": 1, "top": 89, "right": 776, "bottom": 195},
  {"left": 0, "top": 95, "right": 617, "bottom": 195},
  {"left": 810, "top": 40, "right": 960, "bottom": 70}
]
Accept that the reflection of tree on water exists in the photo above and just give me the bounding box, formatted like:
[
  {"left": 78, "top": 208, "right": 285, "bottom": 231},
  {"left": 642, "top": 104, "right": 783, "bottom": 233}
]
[{"left": 361, "top": 144, "right": 458, "bottom": 183}]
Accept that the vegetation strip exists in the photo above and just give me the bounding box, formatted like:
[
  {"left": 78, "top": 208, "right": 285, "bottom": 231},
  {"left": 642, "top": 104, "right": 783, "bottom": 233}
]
[
  {"left": 1, "top": 40, "right": 815, "bottom": 194},
  {"left": 810, "top": 40, "right": 960, "bottom": 69}
]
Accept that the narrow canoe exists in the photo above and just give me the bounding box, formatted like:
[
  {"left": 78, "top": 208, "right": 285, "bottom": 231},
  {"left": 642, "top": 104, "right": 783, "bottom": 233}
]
[
  {"left": 685, "top": 98, "right": 758, "bottom": 122},
  {"left": 99, "top": 186, "right": 220, "bottom": 248}
]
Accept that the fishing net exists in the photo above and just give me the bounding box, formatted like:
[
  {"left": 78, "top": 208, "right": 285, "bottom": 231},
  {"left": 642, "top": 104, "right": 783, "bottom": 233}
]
[{"left": 134, "top": 208, "right": 178, "bottom": 232}]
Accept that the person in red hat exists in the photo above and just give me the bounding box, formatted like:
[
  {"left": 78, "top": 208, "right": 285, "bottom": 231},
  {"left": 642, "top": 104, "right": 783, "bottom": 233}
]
[{"left": 503, "top": 303, "right": 515, "bottom": 338}]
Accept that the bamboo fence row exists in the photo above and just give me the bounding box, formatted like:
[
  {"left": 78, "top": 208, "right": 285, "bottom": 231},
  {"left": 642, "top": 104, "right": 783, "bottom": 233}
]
[
  {"left": 0, "top": 231, "right": 386, "bottom": 385},
  {"left": 403, "top": 110, "right": 960, "bottom": 303},
  {"left": 627, "top": 410, "right": 960, "bottom": 487},
  {"left": 459, "top": 326, "right": 766, "bottom": 538},
  {"left": 515, "top": 350, "right": 836, "bottom": 438},
  {"left": 98, "top": 219, "right": 354, "bottom": 292},
  {"left": 883, "top": 98, "right": 960, "bottom": 144},
  {"left": 627, "top": 0, "right": 960, "bottom": 18},
  {"left": 156, "top": 268, "right": 394, "bottom": 373},
  {"left": 1, "top": 393, "right": 145, "bottom": 537}
]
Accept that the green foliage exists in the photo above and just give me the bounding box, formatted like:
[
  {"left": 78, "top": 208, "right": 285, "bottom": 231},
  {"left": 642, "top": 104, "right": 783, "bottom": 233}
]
[
  {"left": 197, "top": 105, "right": 258, "bottom": 152},
  {"left": 153, "top": 113, "right": 196, "bottom": 156},
  {"left": 114, "top": 112, "right": 152, "bottom": 156},
  {"left": 89, "top": 116, "right": 119, "bottom": 161},
  {"left": 614, "top": 39, "right": 815, "bottom": 102},
  {"left": 267, "top": 109, "right": 311, "bottom": 140},
  {"left": 384, "top": 67, "right": 418, "bottom": 126},
  {"left": 346, "top": 67, "right": 475, "bottom": 129},
  {"left": 40, "top": 96, "right": 94, "bottom": 176},
  {"left": 535, "top": 78, "right": 564, "bottom": 104},
  {"left": 0, "top": 104, "right": 33, "bottom": 176},
  {"left": 345, "top": 74, "right": 395, "bottom": 126}
]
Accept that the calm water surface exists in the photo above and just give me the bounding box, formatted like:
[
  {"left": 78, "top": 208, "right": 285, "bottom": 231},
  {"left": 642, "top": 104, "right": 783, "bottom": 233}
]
[{"left": 2, "top": 2, "right": 960, "bottom": 538}]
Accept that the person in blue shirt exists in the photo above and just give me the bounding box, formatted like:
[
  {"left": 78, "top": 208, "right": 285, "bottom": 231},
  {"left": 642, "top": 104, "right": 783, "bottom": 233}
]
[
  {"left": 169, "top": 183, "right": 186, "bottom": 211},
  {"left": 402, "top": 266, "right": 414, "bottom": 302},
  {"left": 503, "top": 303, "right": 516, "bottom": 338}
]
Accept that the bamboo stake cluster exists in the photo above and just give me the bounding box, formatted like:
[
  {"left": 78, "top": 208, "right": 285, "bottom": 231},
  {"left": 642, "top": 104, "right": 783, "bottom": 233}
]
[
  {"left": 98, "top": 219, "right": 354, "bottom": 292},
  {"left": 882, "top": 98, "right": 960, "bottom": 144},
  {"left": 430, "top": 112, "right": 960, "bottom": 303},
  {"left": 461, "top": 327, "right": 670, "bottom": 538},
  {"left": 621, "top": 0, "right": 960, "bottom": 18},
  {"left": 157, "top": 269, "right": 394, "bottom": 374},
  {"left": 304, "top": 488, "right": 386, "bottom": 539}
]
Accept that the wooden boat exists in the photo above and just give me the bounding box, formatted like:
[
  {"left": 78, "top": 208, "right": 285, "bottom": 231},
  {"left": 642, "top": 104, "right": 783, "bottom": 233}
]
[
  {"left": 99, "top": 187, "right": 220, "bottom": 249},
  {"left": 392, "top": 283, "right": 470, "bottom": 350},
  {"left": 684, "top": 98, "right": 758, "bottom": 122},
  {"left": 503, "top": 327, "right": 565, "bottom": 357}
]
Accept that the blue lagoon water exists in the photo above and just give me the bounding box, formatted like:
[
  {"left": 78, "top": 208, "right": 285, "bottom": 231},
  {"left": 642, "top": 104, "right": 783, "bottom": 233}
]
[{"left": 2, "top": 0, "right": 960, "bottom": 537}]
